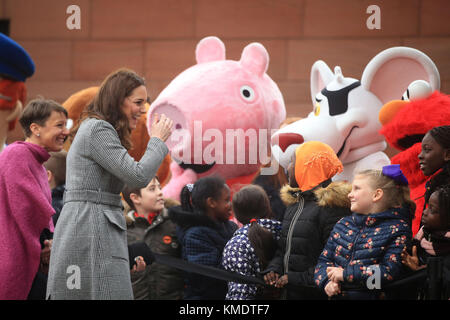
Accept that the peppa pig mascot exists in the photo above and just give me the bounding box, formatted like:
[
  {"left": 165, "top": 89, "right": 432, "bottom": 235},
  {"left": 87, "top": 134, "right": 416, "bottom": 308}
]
[{"left": 147, "top": 36, "right": 286, "bottom": 200}]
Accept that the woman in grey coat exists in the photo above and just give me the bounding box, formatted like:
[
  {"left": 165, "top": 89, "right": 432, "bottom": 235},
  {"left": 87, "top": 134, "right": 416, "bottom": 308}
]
[{"left": 46, "top": 69, "right": 173, "bottom": 300}]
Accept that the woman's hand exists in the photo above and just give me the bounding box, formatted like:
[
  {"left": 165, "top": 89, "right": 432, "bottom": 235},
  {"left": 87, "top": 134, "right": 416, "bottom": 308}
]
[
  {"left": 326, "top": 266, "right": 344, "bottom": 282},
  {"left": 150, "top": 113, "right": 173, "bottom": 142}
]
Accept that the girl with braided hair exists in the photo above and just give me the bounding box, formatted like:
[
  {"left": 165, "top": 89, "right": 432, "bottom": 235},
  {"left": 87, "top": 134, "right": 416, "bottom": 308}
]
[
  {"left": 222, "top": 185, "right": 282, "bottom": 300},
  {"left": 402, "top": 185, "right": 450, "bottom": 272},
  {"left": 169, "top": 176, "right": 237, "bottom": 299},
  {"left": 418, "top": 125, "right": 450, "bottom": 229}
]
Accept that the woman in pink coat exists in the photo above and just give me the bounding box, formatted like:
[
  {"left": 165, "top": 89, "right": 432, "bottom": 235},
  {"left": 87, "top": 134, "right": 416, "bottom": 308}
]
[{"left": 0, "top": 99, "right": 69, "bottom": 299}]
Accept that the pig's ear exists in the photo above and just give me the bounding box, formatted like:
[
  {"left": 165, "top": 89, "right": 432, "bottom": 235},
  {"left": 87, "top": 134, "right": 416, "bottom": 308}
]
[
  {"left": 240, "top": 43, "right": 269, "bottom": 77},
  {"left": 196, "top": 36, "right": 226, "bottom": 64}
]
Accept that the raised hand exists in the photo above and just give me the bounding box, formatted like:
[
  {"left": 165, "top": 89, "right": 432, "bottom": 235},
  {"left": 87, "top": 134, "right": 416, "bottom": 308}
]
[{"left": 150, "top": 113, "right": 173, "bottom": 142}]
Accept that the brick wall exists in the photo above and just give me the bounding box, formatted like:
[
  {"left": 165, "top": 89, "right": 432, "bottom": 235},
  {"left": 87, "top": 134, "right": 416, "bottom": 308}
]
[{"left": 1, "top": 0, "right": 449, "bottom": 124}]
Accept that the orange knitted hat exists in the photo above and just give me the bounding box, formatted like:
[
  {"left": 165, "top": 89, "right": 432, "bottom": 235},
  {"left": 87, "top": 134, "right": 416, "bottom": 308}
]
[{"left": 294, "top": 141, "right": 343, "bottom": 191}]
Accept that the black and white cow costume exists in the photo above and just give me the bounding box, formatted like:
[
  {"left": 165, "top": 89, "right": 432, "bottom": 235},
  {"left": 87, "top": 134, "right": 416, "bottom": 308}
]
[{"left": 271, "top": 47, "right": 440, "bottom": 182}]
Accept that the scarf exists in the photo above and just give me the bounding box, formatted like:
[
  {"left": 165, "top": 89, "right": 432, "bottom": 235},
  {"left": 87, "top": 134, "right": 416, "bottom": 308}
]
[
  {"left": 0, "top": 142, "right": 54, "bottom": 299},
  {"left": 415, "top": 226, "right": 450, "bottom": 256}
]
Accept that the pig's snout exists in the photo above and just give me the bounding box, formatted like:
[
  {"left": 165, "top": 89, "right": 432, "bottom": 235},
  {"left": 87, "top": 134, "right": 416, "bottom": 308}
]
[{"left": 150, "top": 103, "right": 188, "bottom": 150}]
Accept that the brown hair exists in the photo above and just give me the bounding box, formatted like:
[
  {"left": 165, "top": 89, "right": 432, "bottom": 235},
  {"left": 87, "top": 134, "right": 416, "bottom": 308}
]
[
  {"left": 44, "top": 150, "right": 67, "bottom": 186},
  {"left": 357, "top": 169, "right": 416, "bottom": 219},
  {"left": 70, "top": 68, "right": 146, "bottom": 150},
  {"left": 232, "top": 184, "right": 273, "bottom": 224},
  {"left": 252, "top": 160, "right": 288, "bottom": 190},
  {"left": 122, "top": 176, "right": 160, "bottom": 212},
  {"left": 19, "top": 99, "right": 68, "bottom": 137},
  {"left": 232, "top": 185, "right": 276, "bottom": 269}
]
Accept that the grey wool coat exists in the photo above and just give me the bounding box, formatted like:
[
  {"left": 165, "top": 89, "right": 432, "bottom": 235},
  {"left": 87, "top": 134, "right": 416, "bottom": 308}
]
[{"left": 46, "top": 118, "right": 168, "bottom": 300}]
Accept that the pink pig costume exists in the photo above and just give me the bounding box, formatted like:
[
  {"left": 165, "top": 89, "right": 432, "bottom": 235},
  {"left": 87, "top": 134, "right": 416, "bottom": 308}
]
[
  {"left": 148, "top": 36, "right": 286, "bottom": 200},
  {"left": 0, "top": 142, "right": 55, "bottom": 299}
]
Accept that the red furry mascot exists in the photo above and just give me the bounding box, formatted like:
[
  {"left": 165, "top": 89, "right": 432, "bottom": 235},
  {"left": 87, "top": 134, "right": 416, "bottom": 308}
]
[{"left": 380, "top": 80, "right": 450, "bottom": 235}]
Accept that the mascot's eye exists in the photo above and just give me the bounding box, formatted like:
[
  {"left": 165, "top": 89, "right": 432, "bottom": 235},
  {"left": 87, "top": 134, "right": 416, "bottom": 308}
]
[
  {"left": 314, "top": 102, "right": 321, "bottom": 116},
  {"left": 402, "top": 80, "right": 432, "bottom": 101},
  {"left": 240, "top": 85, "right": 255, "bottom": 102}
]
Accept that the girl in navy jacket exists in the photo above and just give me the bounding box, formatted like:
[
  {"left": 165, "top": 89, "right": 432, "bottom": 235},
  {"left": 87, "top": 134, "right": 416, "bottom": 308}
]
[
  {"left": 169, "top": 176, "right": 237, "bottom": 300},
  {"left": 314, "top": 165, "right": 414, "bottom": 299}
]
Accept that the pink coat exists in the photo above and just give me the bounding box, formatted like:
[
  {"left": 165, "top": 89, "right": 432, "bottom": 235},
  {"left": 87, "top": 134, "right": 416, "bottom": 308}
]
[{"left": 0, "top": 142, "right": 54, "bottom": 299}]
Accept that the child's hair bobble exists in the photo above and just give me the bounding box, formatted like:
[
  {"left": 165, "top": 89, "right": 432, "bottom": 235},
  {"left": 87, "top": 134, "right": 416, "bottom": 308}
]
[
  {"left": 186, "top": 183, "right": 194, "bottom": 192},
  {"left": 382, "top": 164, "right": 409, "bottom": 186},
  {"left": 249, "top": 218, "right": 257, "bottom": 224}
]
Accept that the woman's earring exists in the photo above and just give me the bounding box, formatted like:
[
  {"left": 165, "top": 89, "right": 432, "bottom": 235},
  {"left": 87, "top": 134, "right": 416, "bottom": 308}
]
[{"left": 37, "top": 133, "right": 40, "bottom": 137}]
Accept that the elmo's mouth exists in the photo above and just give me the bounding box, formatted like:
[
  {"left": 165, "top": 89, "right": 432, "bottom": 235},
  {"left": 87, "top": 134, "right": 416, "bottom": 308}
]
[{"left": 396, "top": 134, "right": 425, "bottom": 150}]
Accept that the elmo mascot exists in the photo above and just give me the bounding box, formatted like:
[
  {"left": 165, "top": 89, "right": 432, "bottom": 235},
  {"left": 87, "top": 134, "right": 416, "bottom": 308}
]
[{"left": 380, "top": 80, "right": 450, "bottom": 235}]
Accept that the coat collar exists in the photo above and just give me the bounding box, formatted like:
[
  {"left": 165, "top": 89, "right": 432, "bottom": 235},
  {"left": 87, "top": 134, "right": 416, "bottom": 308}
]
[
  {"left": 280, "top": 179, "right": 351, "bottom": 208},
  {"left": 169, "top": 205, "right": 224, "bottom": 231},
  {"left": 351, "top": 207, "right": 410, "bottom": 227},
  {"left": 13, "top": 141, "right": 50, "bottom": 164}
]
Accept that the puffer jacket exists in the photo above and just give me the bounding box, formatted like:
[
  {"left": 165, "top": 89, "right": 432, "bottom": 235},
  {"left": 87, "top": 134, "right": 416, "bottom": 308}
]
[
  {"left": 265, "top": 179, "right": 352, "bottom": 300},
  {"left": 314, "top": 207, "right": 412, "bottom": 293},
  {"left": 169, "top": 206, "right": 238, "bottom": 300}
]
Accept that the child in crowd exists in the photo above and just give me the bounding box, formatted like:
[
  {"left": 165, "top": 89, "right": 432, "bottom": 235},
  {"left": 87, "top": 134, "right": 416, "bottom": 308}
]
[
  {"left": 264, "top": 141, "right": 352, "bottom": 300},
  {"left": 402, "top": 185, "right": 450, "bottom": 271},
  {"left": 251, "top": 162, "right": 287, "bottom": 221},
  {"left": 314, "top": 164, "right": 414, "bottom": 300},
  {"left": 122, "top": 176, "right": 184, "bottom": 300},
  {"left": 169, "top": 176, "right": 238, "bottom": 300},
  {"left": 222, "top": 185, "right": 282, "bottom": 300},
  {"left": 418, "top": 125, "right": 450, "bottom": 226},
  {"left": 44, "top": 150, "right": 67, "bottom": 226}
]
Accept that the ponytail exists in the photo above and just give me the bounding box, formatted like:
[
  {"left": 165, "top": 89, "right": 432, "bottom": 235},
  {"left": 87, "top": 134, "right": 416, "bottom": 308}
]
[
  {"left": 399, "top": 184, "right": 416, "bottom": 221},
  {"left": 180, "top": 176, "right": 226, "bottom": 213},
  {"left": 248, "top": 219, "right": 277, "bottom": 270}
]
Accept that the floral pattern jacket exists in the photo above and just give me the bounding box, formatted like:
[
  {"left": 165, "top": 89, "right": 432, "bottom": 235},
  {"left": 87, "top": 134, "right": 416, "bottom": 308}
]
[
  {"left": 314, "top": 207, "right": 412, "bottom": 291},
  {"left": 222, "top": 219, "right": 282, "bottom": 300}
]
